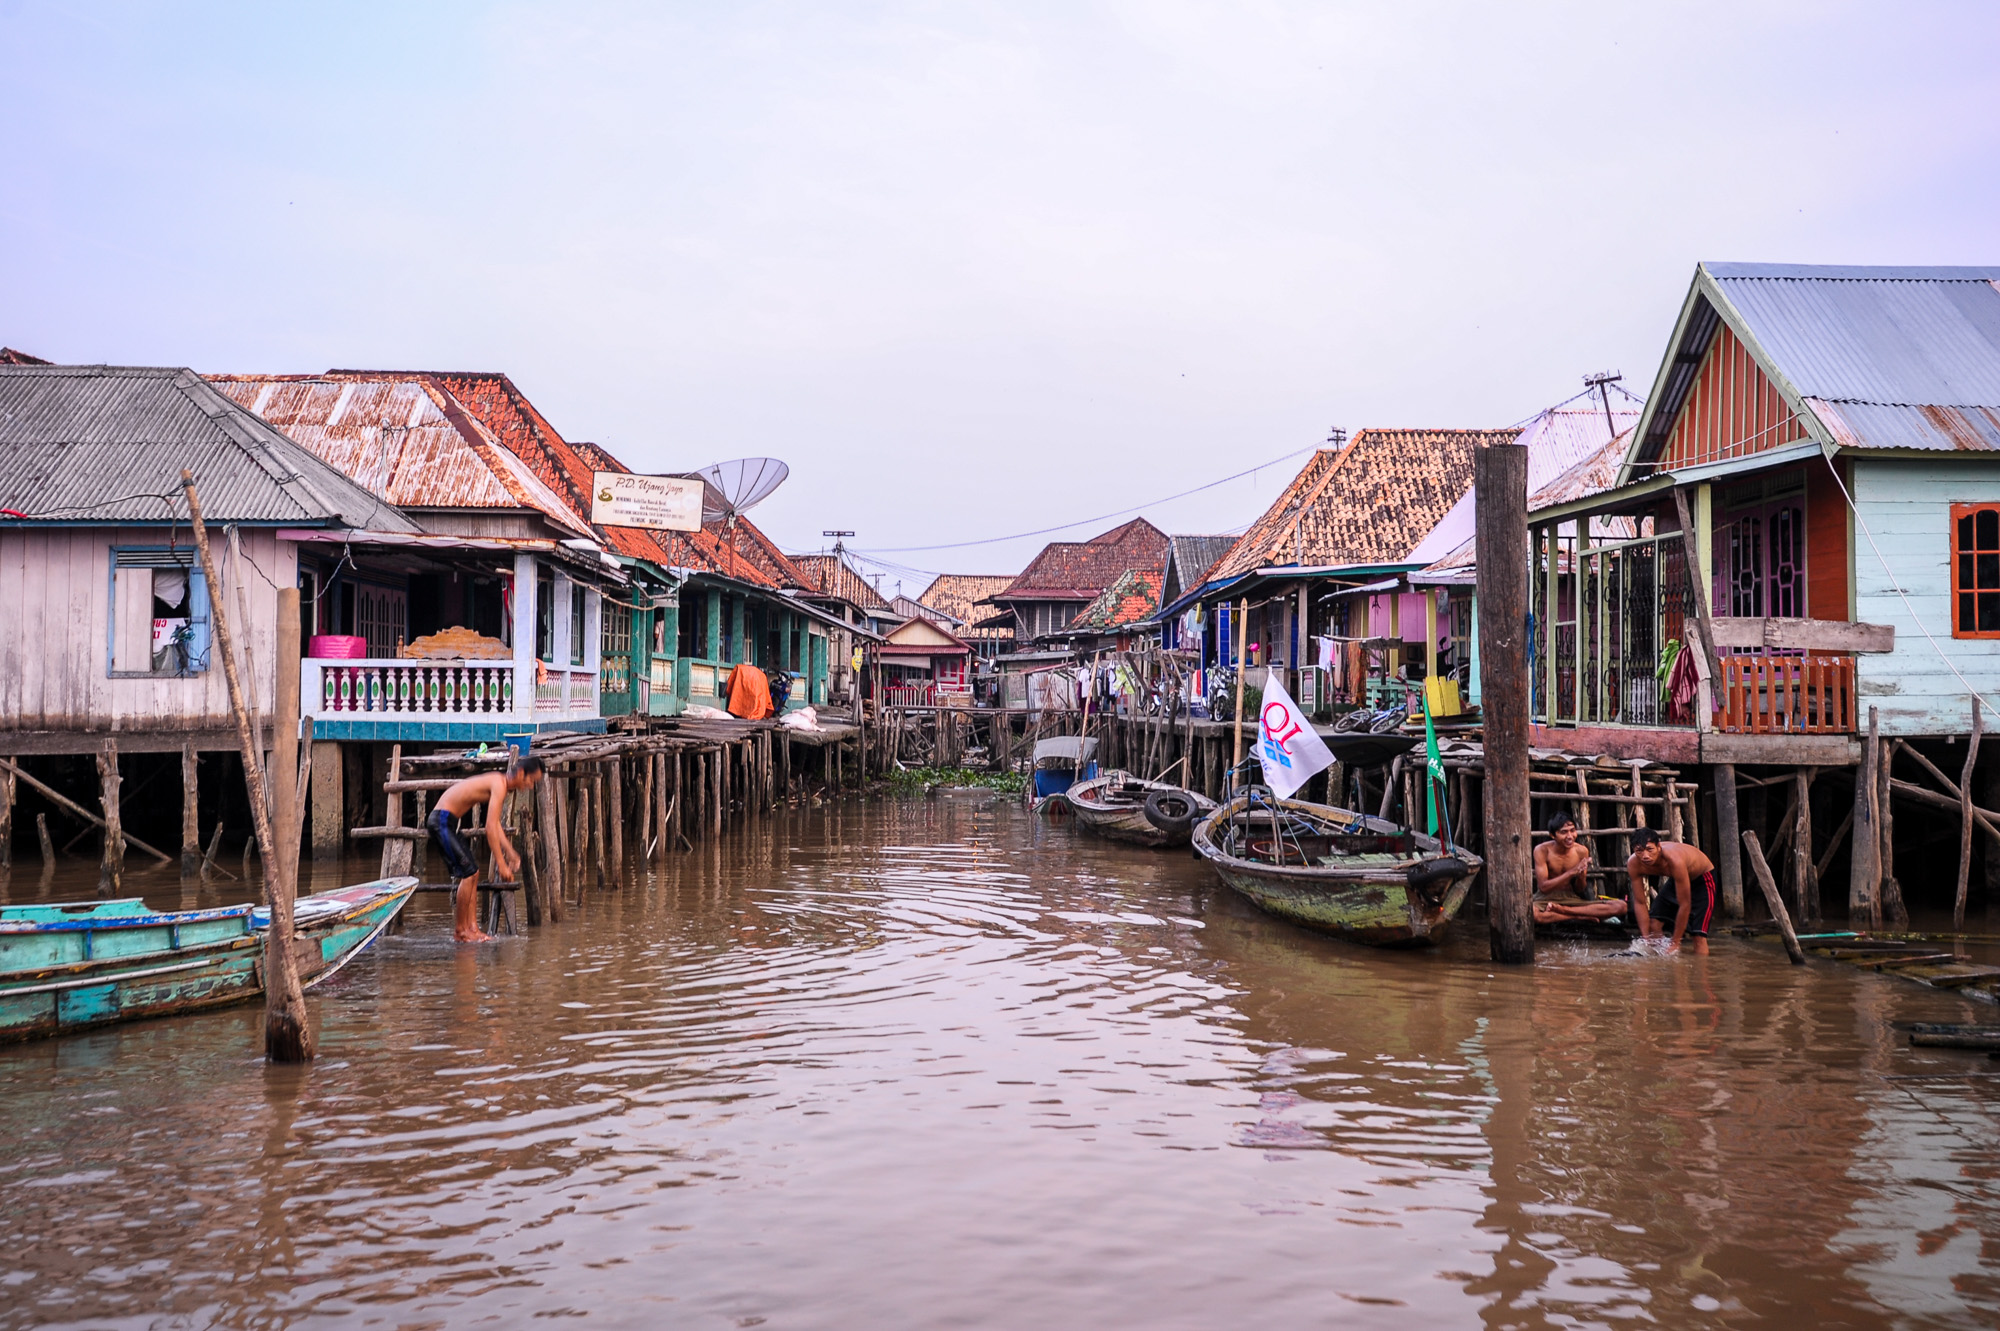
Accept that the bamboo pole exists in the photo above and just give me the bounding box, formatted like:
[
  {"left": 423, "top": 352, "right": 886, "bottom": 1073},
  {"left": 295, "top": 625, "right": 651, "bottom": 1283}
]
[
  {"left": 183, "top": 473, "right": 311, "bottom": 1062},
  {"left": 1231, "top": 603, "right": 1248, "bottom": 790},
  {"left": 1959, "top": 699, "right": 1983, "bottom": 931},
  {"left": 269, "top": 587, "right": 313, "bottom": 1056}
]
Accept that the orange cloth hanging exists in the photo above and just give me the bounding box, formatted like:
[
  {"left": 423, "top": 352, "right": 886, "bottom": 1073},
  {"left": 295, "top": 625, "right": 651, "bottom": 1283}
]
[{"left": 725, "top": 662, "right": 774, "bottom": 720}]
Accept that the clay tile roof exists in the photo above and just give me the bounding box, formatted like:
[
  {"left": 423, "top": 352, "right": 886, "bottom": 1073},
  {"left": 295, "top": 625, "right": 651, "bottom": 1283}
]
[
  {"left": 999, "top": 517, "right": 1169, "bottom": 600},
  {"left": 1205, "top": 428, "right": 1521, "bottom": 582},
  {"left": 791, "top": 554, "right": 890, "bottom": 610},
  {"left": 917, "top": 574, "right": 1016, "bottom": 635},
  {"left": 1069, "top": 568, "right": 1163, "bottom": 631}
]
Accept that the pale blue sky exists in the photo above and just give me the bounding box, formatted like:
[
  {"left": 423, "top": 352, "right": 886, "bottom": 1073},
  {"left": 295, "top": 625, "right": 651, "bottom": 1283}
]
[{"left": 4, "top": 2, "right": 1996, "bottom": 588}]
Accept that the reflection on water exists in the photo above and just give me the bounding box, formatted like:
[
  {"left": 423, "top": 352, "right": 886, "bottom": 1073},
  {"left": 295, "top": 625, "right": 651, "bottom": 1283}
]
[{"left": 3, "top": 795, "right": 1999, "bottom": 1328}]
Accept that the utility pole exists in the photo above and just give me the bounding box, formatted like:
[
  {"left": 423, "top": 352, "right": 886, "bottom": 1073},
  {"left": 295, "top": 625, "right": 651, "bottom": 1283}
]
[{"left": 1584, "top": 371, "right": 1623, "bottom": 443}]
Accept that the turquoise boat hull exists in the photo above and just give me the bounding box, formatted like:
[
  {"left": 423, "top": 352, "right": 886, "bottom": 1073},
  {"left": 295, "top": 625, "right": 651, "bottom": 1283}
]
[{"left": 0, "top": 878, "right": 416, "bottom": 1043}]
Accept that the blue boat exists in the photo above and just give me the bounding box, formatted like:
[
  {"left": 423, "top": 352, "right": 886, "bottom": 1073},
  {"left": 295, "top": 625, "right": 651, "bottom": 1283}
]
[{"left": 0, "top": 877, "right": 417, "bottom": 1042}]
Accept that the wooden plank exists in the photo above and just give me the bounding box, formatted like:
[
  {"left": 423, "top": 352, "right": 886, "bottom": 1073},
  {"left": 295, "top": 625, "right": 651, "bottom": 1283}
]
[
  {"left": 1708, "top": 617, "right": 1894, "bottom": 653},
  {"left": 1700, "top": 732, "right": 1861, "bottom": 767}
]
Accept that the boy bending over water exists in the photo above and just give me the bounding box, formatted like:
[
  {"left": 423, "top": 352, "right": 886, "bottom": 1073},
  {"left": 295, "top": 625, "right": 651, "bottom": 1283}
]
[
  {"left": 429, "top": 758, "right": 544, "bottom": 942},
  {"left": 1625, "top": 825, "right": 1715, "bottom": 955}
]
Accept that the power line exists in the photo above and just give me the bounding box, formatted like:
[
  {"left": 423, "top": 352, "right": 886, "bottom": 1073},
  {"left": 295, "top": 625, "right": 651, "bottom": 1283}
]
[{"left": 851, "top": 445, "right": 1314, "bottom": 554}]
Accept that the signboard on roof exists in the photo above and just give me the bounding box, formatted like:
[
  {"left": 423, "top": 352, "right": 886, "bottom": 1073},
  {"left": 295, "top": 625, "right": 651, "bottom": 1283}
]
[{"left": 590, "top": 472, "right": 704, "bottom": 531}]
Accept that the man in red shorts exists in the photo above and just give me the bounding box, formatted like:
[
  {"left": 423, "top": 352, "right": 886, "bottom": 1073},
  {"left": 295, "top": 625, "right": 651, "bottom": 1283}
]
[{"left": 1625, "top": 826, "right": 1716, "bottom": 955}]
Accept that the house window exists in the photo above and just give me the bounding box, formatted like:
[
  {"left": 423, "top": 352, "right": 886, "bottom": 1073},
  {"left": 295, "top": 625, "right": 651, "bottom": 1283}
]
[
  {"left": 679, "top": 589, "right": 705, "bottom": 658},
  {"left": 109, "top": 548, "right": 209, "bottom": 677},
  {"left": 570, "top": 585, "right": 588, "bottom": 666},
  {"left": 537, "top": 568, "right": 555, "bottom": 661},
  {"left": 1953, "top": 504, "right": 2000, "bottom": 636}
]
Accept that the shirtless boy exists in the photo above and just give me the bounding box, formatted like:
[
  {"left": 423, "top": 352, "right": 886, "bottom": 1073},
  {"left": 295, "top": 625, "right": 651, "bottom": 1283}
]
[
  {"left": 429, "top": 757, "right": 544, "bottom": 942},
  {"left": 1532, "top": 812, "right": 1627, "bottom": 924},
  {"left": 1625, "top": 826, "right": 1716, "bottom": 955}
]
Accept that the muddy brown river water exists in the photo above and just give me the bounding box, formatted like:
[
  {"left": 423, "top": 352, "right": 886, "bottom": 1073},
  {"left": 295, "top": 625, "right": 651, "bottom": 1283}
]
[{"left": 4, "top": 792, "right": 2000, "bottom": 1329}]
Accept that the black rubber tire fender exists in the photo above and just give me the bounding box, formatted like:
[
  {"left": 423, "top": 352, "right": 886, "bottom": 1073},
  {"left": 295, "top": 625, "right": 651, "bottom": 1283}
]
[
  {"left": 1406, "top": 856, "right": 1469, "bottom": 895},
  {"left": 1143, "top": 789, "right": 1201, "bottom": 836}
]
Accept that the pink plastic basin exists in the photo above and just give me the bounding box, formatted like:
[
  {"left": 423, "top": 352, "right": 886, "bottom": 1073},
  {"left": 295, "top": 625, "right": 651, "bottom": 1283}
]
[{"left": 309, "top": 634, "right": 368, "bottom": 659}]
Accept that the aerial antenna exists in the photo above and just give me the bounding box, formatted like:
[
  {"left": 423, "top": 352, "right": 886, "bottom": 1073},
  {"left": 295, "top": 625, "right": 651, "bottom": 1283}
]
[
  {"left": 1583, "top": 371, "right": 1623, "bottom": 442},
  {"left": 824, "top": 529, "right": 854, "bottom": 560}
]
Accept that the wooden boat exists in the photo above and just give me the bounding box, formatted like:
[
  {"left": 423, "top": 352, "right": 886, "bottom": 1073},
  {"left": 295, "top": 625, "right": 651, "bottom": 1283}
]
[
  {"left": 1192, "top": 795, "right": 1480, "bottom": 947},
  {"left": 1066, "top": 771, "right": 1218, "bottom": 848},
  {"left": 0, "top": 877, "right": 416, "bottom": 1042},
  {"left": 1026, "top": 736, "right": 1099, "bottom": 814}
]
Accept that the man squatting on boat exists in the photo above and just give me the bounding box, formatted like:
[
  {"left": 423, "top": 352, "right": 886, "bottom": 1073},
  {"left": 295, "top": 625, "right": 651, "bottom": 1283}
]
[
  {"left": 429, "top": 758, "right": 546, "bottom": 942},
  {"left": 1532, "top": 813, "right": 1628, "bottom": 926}
]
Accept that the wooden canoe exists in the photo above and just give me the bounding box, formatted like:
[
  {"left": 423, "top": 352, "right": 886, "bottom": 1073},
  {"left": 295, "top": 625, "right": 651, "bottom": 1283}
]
[
  {"left": 0, "top": 877, "right": 416, "bottom": 1042},
  {"left": 1067, "top": 772, "right": 1218, "bottom": 848},
  {"left": 1192, "top": 795, "right": 1480, "bottom": 947}
]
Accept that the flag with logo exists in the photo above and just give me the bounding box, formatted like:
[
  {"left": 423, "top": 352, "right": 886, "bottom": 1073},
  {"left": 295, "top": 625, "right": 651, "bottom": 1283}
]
[{"left": 1254, "top": 667, "right": 1335, "bottom": 799}]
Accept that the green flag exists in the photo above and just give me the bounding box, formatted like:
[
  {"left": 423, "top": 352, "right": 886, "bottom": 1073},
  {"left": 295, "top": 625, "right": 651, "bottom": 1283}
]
[{"left": 1422, "top": 690, "right": 1444, "bottom": 839}]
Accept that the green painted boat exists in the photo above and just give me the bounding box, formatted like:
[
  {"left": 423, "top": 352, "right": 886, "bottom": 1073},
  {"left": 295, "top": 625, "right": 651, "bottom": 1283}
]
[
  {"left": 1192, "top": 795, "right": 1480, "bottom": 947},
  {"left": 0, "top": 877, "right": 416, "bottom": 1042}
]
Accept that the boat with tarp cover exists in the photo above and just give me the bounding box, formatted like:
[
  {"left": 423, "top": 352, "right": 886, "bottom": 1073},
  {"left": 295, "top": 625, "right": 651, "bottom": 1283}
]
[
  {"left": 0, "top": 877, "right": 416, "bottom": 1042},
  {"left": 1192, "top": 795, "right": 1479, "bottom": 946}
]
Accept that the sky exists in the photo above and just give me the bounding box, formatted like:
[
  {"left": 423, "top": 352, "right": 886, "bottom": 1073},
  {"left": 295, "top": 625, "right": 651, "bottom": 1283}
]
[{"left": 3, "top": 1, "right": 1997, "bottom": 594}]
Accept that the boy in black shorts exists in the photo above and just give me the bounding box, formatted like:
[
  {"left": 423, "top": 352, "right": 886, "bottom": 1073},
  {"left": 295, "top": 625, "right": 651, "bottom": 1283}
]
[
  {"left": 430, "top": 757, "right": 544, "bottom": 942},
  {"left": 1625, "top": 825, "right": 1716, "bottom": 955}
]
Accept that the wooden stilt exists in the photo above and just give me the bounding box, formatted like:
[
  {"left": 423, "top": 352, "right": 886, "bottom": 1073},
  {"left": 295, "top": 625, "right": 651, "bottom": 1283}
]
[
  {"left": 1877, "top": 710, "right": 1907, "bottom": 927},
  {"left": 534, "top": 773, "right": 564, "bottom": 922},
  {"left": 37, "top": 812, "right": 54, "bottom": 865},
  {"left": 180, "top": 745, "right": 200, "bottom": 875},
  {"left": 97, "top": 741, "right": 122, "bottom": 898},
  {"left": 1959, "top": 700, "right": 1984, "bottom": 931},
  {"left": 592, "top": 768, "right": 609, "bottom": 889},
  {"left": 637, "top": 752, "right": 654, "bottom": 863},
  {"left": 1790, "top": 769, "right": 1814, "bottom": 924},
  {"left": 1850, "top": 711, "right": 1881, "bottom": 930},
  {"left": 0, "top": 756, "right": 13, "bottom": 872},
  {"left": 607, "top": 758, "right": 625, "bottom": 888},
  {"left": 1474, "top": 441, "right": 1533, "bottom": 965},
  {"left": 202, "top": 822, "right": 225, "bottom": 878},
  {"left": 1742, "top": 830, "right": 1806, "bottom": 965},
  {"left": 1713, "top": 763, "right": 1744, "bottom": 921}
]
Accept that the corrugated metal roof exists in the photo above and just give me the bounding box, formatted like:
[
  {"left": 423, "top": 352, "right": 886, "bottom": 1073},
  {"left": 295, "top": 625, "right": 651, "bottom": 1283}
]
[
  {"left": 210, "top": 374, "right": 592, "bottom": 537},
  {"left": 1165, "top": 534, "right": 1238, "bottom": 590},
  {"left": 0, "top": 365, "right": 414, "bottom": 529}
]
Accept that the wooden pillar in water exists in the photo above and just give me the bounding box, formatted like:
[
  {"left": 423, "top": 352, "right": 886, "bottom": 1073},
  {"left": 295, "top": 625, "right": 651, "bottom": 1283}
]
[
  {"left": 1790, "top": 768, "right": 1814, "bottom": 924},
  {"left": 97, "top": 740, "right": 123, "bottom": 897},
  {"left": 1850, "top": 709, "right": 1881, "bottom": 930},
  {"left": 0, "top": 756, "right": 13, "bottom": 872},
  {"left": 1878, "top": 716, "right": 1907, "bottom": 928},
  {"left": 1475, "top": 442, "right": 1533, "bottom": 965},
  {"left": 310, "top": 739, "right": 343, "bottom": 861},
  {"left": 180, "top": 745, "right": 200, "bottom": 875},
  {"left": 592, "top": 766, "right": 610, "bottom": 888},
  {"left": 1712, "top": 764, "right": 1744, "bottom": 921},
  {"left": 607, "top": 758, "right": 625, "bottom": 888}
]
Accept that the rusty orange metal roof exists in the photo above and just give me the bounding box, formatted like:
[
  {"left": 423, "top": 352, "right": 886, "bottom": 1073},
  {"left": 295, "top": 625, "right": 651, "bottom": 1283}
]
[
  {"left": 1068, "top": 568, "right": 1162, "bottom": 632},
  {"left": 210, "top": 374, "right": 593, "bottom": 538}
]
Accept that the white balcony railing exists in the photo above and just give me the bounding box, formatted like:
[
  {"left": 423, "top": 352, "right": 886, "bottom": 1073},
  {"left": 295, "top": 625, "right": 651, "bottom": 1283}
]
[{"left": 304, "top": 658, "right": 599, "bottom": 724}]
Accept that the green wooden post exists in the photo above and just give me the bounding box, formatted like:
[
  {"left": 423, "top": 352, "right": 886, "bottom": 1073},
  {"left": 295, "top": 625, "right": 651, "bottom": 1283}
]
[
  {"left": 731, "top": 597, "right": 747, "bottom": 664},
  {"left": 705, "top": 590, "right": 722, "bottom": 663}
]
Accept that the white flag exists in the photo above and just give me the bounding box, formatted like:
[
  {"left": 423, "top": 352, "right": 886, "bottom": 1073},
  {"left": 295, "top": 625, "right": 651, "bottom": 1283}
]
[{"left": 1255, "top": 667, "right": 1335, "bottom": 799}]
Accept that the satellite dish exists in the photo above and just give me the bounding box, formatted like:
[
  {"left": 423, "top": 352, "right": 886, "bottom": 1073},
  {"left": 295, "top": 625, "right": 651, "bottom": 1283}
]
[{"left": 683, "top": 458, "right": 789, "bottom": 526}]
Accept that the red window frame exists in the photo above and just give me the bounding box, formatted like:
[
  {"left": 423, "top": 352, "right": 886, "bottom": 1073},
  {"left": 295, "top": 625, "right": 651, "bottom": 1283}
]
[{"left": 1951, "top": 503, "right": 2000, "bottom": 638}]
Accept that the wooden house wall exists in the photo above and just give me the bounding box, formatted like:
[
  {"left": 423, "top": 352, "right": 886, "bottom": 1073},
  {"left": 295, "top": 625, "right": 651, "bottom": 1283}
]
[
  {"left": 1852, "top": 459, "right": 2000, "bottom": 735},
  {"left": 1805, "top": 457, "right": 1851, "bottom": 621},
  {"left": 1662, "top": 322, "right": 1811, "bottom": 469},
  {"left": 0, "top": 526, "right": 292, "bottom": 734}
]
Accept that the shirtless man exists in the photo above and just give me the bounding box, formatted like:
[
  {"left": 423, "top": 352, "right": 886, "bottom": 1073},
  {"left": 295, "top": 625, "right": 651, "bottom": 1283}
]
[
  {"left": 1532, "top": 812, "right": 1627, "bottom": 924},
  {"left": 429, "top": 757, "right": 544, "bottom": 942},
  {"left": 1625, "top": 825, "right": 1716, "bottom": 955}
]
